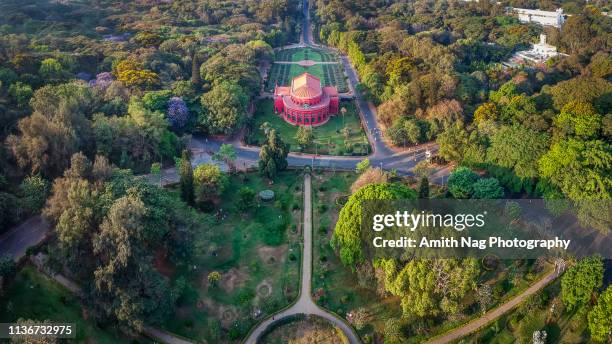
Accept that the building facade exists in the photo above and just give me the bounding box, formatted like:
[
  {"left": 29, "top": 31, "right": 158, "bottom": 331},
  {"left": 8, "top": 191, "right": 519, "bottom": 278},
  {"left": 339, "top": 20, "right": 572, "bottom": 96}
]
[
  {"left": 274, "top": 73, "right": 339, "bottom": 126},
  {"left": 510, "top": 7, "right": 565, "bottom": 28}
]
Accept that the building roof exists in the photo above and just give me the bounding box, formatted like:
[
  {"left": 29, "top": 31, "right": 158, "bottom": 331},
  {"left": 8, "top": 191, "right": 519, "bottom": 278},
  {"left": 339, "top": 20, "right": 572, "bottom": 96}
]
[{"left": 291, "top": 73, "right": 322, "bottom": 99}]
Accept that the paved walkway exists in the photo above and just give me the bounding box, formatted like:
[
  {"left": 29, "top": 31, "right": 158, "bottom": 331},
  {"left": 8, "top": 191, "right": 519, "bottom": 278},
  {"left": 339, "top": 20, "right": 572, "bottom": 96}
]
[
  {"left": 274, "top": 61, "right": 339, "bottom": 65},
  {"left": 0, "top": 216, "right": 49, "bottom": 262},
  {"left": 244, "top": 173, "right": 360, "bottom": 343},
  {"left": 426, "top": 270, "right": 559, "bottom": 344}
]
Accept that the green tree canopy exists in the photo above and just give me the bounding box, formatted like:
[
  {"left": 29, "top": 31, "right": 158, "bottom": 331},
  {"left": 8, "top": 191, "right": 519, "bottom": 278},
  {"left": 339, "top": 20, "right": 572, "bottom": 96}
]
[
  {"left": 588, "top": 286, "right": 612, "bottom": 342},
  {"left": 561, "top": 255, "right": 604, "bottom": 312},
  {"left": 200, "top": 81, "right": 248, "bottom": 135},
  {"left": 332, "top": 183, "right": 416, "bottom": 266}
]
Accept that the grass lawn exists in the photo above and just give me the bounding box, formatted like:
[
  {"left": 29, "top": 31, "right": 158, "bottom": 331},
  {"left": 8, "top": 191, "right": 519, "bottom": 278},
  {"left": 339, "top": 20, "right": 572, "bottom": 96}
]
[
  {"left": 247, "top": 99, "right": 370, "bottom": 156},
  {"left": 0, "top": 266, "right": 129, "bottom": 343},
  {"left": 266, "top": 47, "right": 348, "bottom": 92},
  {"left": 275, "top": 47, "right": 338, "bottom": 62},
  {"left": 162, "top": 171, "right": 303, "bottom": 343}
]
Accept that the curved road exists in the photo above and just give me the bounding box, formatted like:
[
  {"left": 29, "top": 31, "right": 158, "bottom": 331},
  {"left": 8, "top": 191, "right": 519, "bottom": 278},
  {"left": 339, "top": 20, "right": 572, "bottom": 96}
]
[{"left": 244, "top": 173, "right": 360, "bottom": 344}]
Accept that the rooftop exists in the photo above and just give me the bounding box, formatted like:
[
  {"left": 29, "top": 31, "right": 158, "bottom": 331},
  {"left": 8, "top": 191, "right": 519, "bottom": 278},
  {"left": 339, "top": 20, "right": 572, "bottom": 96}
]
[{"left": 291, "top": 72, "right": 322, "bottom": 99}]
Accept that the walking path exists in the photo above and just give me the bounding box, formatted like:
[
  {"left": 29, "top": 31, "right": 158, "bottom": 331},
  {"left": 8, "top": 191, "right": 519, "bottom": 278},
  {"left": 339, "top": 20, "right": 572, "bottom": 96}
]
[
  {"left": 426, "top": 269, "right": 559, "bottom": 344},
  {"left": 244, "top": 173, "right": 360, "bottom": 344},
  {"left": 0, "top": 216, "right": 49, "bottom": 262}
]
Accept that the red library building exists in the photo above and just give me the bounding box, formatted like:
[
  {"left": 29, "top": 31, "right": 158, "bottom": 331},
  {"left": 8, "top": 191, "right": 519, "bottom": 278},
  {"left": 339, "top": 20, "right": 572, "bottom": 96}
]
[{"left": 273, "top": 72, "right": 339, "bottom": 126}]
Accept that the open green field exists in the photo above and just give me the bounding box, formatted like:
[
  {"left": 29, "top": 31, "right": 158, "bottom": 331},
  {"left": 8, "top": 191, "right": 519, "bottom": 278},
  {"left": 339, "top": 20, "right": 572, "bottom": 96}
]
[
  {"left": 266, "top": 47, "right": 348, "bottom": 92},
  {"left": 162, "top": 171, "right": 303, "bottom": 342},
  {"left": 246, "top": 99, "right": 370, "bottom": 156},
  {"left": 0, "top": 266, "right": 129, "bottom": 343}
]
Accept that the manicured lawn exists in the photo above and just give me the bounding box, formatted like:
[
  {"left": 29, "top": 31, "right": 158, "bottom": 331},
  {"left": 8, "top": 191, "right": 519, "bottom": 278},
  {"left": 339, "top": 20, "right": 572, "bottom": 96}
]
[
  {"left": 0, "top": 266, "right": 129, "bottom": 343},
  {"left": 266, "top": 47, "right": 348, "bottom": 92},
  {"left": 162, "top": 171, "right": 303, "bottom": 343},
  {"left": 275, "top": 47, "right": 337, "bottom": 62},
  {"left": 247, "top": 99, "right": 370, "bottom": 156}
]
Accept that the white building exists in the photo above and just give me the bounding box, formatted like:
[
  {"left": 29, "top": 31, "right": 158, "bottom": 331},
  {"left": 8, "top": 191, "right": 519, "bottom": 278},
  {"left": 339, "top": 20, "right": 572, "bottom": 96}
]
[
  {"left": 510, "top": 8, "right": 566, "bottom": 28},
  {"left": 504, "top": 34, "right": 566, "bottom": 67}
]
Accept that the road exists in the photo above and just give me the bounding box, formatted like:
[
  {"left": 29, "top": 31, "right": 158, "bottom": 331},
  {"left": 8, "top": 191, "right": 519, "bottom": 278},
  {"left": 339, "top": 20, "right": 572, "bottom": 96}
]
[
  {"left": 0, "top": 216, "right": 49, "bottom": 262},
  {"left": 244, "top": 173, "right": 361, "bottom": 344}
]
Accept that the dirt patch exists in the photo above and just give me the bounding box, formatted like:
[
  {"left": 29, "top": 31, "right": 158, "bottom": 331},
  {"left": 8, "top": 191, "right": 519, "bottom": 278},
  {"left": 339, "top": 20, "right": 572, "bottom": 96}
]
[
  {"left": 153, "top": 248, "right": 175, "bottom": 277},
  {"left": 256, "top": 280, "right": 273, "bottom": 298},
  {"left": 297, "top": 59, "right": 317, "bottom": 67},
  {"left": 199, "top": 298, "right": 238, "bottom": 328},
  {"left": 257, "top": 245, "right": 288, "bottom": 264},
  {"left": 219, "top": 267, "right": 249, "bottom": 293}
]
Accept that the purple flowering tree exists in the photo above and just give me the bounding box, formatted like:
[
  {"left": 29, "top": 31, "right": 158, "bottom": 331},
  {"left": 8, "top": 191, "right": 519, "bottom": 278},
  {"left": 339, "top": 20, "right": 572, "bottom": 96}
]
[
  {"left": 89, "top": 72, "right": 114, "bottom": 91},
  {"left": 167, "top": 97, "right": 189, "bottom": 128}
]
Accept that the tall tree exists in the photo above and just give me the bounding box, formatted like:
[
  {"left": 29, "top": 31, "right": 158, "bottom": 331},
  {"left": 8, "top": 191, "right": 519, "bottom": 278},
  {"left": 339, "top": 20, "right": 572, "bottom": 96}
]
[
  {"left": 588, "top": 286, "right": 612, "bottom": 342},
  {"left": 259, "top": 129, "right": 288, "bottom": 179},
  {"left": 561, "top": 255, "right": 604, "bottom": 312},
  {"left": 179, "top": 150, "right": 194, "bottom": 205}
]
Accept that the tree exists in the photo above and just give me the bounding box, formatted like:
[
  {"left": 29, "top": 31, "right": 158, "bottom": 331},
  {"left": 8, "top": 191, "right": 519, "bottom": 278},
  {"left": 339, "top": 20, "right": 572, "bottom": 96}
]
[
  {"left": 487, "top": 125, "right": 550, "bottom": 180},
  {"left": 588, "top": 286, "right": 612, "bottom": 342},
  {"left": 259, "top": 129, "right": 288, "bottom": 179},
  {"left": 166, "top": 97, "right": 189, "bottom": 129},
  {"left": 383, "top": 319, "right": 402, "bottom": 344},
  {"left": 213, "top": 144, "right": 237, "bottom": 171},
  {"left": 179, "top": 150, "right": 194, "bottom": 205},
  {"left": 237, "top": 187, "right": 256, "bottom": 211},
  {"left": 332, "top": 183, "right": 416, "bottom": 266},
  {"left": 8, "top": 82, "right": 33, "bottom": 107},
  {"left": 561, "top": 255, "right": 604, "bottom": 312},
  {"left": 19, "top": 175, "right": 49, "bottom": 215},
  {"left": 538, "top": 139, "right": 611, "bottom": 201},
  {"left": 472, "top": 178, "right": 504, "bottom": 199},
  {"left": 142, "top": 90, "right": 172, "bottom": 113},
  {"left": 114, "top": 58, "right": 159, "bottom": 89},
  {"left": 350, "top": 168, "right": 389, "bottom": 193},
  {"left": 447, "top": 167, "right": 479, "bottom": 199},
  {"left": 93, "top": 194, "right": 174, "bottom": 329},
  {"left": 474, "top": 102, "right": 499, "bottom": 125},
  {"left": 355, "top": 158, "right": 370, "bottom": 174},
  {"left": 6, "top": 82, "right": 98, "bottom": 176},
  {"left": 0, "top": 255, "right": 16, "bottom": 281},
  {"left": 208, "top": 271, "right": 221, "bottom": 287},
  {"left": 436, "top": 122, "right": 469, "bottom": 162},
  {"left": 193, "top": 164, "right": 228, "bottom": 204},
  {"left": 419, "top": 176, "right": 430, "bottom": 198},
  {"left": 295, "top": 126, "right": 314, "bottom": 147},
  {"left": 553, "top": 102, "right": 601, "bottom": 140},
  {"left": 200, "top": 81, "right": 248, "bottom": 135},
  {"left": 349, "top": 307, "right": 370, "bottom": 330},
  {"left": 39, "top": 58, "right": 63, "bottom": 80}
]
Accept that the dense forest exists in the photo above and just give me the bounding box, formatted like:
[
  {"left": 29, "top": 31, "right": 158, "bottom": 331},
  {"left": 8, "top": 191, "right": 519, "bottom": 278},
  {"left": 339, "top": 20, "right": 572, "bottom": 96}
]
[
  {"left": 0, "top": 0, "right": 299, "bottom": 232},
  {"left": 0, "top": 0, "right": 300, "bottom": 334},
  {"left": 318, "top": 0, "right": 610, "bottom": 341},
  {"left": 313, "top": 0, "right": 610, "bottom": 213}
]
